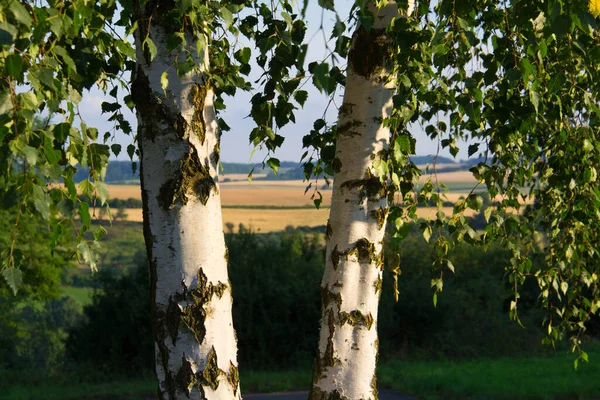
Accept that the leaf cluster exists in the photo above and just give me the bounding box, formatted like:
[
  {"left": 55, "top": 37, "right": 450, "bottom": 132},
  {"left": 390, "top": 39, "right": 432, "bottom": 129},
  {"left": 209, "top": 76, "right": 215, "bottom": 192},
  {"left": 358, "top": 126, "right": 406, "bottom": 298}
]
[{"left": 304, "top": 0, "right": 600, "bottom": 359}]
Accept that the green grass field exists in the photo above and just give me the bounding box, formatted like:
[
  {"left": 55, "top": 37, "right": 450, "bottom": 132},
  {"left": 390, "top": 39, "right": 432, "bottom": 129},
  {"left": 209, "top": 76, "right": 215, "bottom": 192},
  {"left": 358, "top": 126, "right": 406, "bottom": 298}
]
[
  {"left": 2, "top": 377, "right": 155, "bottom": 400},
  {"left": 378, "top": 343, "right": 600, "bottom": 399},
  {"left": 4, "top": 344, "right": 599, "bottom": 400},
  {"left": 61, "top": 286, "right": 95, "bottom": 307}
]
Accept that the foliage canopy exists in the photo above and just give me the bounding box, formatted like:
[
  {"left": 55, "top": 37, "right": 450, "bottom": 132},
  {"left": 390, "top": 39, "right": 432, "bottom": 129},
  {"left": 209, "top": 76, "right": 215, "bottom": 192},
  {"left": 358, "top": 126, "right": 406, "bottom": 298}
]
[{"left": 1, "top": 0, "right": 600, "bottom": 364}]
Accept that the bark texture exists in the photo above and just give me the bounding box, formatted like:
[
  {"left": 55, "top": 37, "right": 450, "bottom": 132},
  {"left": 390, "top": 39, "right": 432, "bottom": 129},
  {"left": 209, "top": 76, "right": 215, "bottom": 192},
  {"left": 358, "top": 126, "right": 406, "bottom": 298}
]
[
  {"left": 132, "top": 3, "right": 240, "bottom": 399},
  {"left": 309, "top": 2, "right": 404, "bottom": 399}
]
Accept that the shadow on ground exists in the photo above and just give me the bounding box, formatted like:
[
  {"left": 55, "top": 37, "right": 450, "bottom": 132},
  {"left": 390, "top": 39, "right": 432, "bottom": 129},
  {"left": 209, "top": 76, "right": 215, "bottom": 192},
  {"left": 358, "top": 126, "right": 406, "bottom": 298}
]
[{"left": 244, "top": 390, "right": 417, "bottom": 400}]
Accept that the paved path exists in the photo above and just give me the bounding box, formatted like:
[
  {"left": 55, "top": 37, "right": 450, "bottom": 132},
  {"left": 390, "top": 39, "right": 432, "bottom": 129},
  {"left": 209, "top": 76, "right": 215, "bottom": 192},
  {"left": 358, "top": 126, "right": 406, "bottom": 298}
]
[{"left": 244, "top": 390, "right": 417, "bottom": 400}]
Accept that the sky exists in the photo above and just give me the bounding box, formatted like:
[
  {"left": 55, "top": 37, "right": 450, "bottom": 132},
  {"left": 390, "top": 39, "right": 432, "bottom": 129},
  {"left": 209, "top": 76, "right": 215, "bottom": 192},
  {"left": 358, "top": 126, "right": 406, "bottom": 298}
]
[{"left": 77, "top": 1, "right": 474, "bottom": 164}]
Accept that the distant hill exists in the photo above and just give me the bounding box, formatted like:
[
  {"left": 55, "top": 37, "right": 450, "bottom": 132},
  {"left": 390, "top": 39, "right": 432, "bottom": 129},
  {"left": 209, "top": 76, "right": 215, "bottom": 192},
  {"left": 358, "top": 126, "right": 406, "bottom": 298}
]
[
  {"left": 219, "top": 161, "right": 299, "bottom": 175},
  {"left": 410, "top": 155, "right": 457, "bottom": 165},
  {"left": 74, "top": 155, "right": 484, "bottom": 183},
  {"left": 73, "top": 160, "right": 140, "bottom": 183},
  {"left": 459, "top": 155, "right": 488, "bottom": 167}
]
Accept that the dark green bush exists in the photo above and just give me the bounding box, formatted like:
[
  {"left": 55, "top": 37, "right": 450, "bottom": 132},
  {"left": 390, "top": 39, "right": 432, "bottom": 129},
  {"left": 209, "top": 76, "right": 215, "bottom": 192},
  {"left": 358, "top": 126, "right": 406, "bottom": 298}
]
[
  {"left": 228, "top": 228, "right": 323, "bottom": 369},
  {"left": 0, "top": 207, "right": 77, "bottom": 381},
  {"left": 0, "top": 296, "right": 83, "bottom": 387},
  {"left": 378, "top": 233, "right": 545, "bottom": 361},
  {"left": 65, "top": 228, "right": 324, "bottom": 372},
  {"left": 66, "top": 254, "right": 154, "bottom": 375},
  {"left": 65, "top": 226, "right": 552, "bottom": 374}
]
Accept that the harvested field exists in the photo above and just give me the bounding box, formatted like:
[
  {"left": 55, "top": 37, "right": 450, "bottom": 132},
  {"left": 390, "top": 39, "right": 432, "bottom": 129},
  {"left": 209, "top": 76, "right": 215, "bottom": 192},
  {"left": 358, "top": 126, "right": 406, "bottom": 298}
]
[
  {"left": 106, "top": 170, "right": 479, "bottom": 205},
  {"left": 107, "top": 185, "right": 142, "bottom": 200},
  {"left": 419, "top": 170, "right": 479, "bottom": 183},
  {"left": 220, "top": 185, "right": 332, "bottom": 207},
  {"left": 114, "top": 206, "right": 476, "bottom": 232},
  {"left": 103, "top": 172, "right": 493, "bottom": 232},
  {"left": 221, "top": 179, "right": 313, "bottom": 187},
  {"left": 110, "top": 208, "right": 328, "bottom": 232},
  {"left": 105, "top": 183, "right": 332, "bottom": 207}
]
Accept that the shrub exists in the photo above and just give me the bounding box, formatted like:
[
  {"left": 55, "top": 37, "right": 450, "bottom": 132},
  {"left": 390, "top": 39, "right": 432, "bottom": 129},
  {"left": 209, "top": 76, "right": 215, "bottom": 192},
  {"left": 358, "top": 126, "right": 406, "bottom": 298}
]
[
  {"left": 228, "top": 229, "right": 323, "bottom": 369},
  {"left": 378, "top": 234, "right": 545, "bottom": 360},
  {"left": 67, "top": 256, "right": 153, "bottom": 375}
]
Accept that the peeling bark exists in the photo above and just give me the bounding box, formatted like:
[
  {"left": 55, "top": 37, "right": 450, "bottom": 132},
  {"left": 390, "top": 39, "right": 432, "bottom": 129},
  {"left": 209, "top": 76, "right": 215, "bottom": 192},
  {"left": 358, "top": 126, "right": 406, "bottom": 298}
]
[
  {"left": 132, "top": 2, "right": 240, "bottom": 399},
  {"left": 309, "top": 2, "right": 405, "bottom": 399}
]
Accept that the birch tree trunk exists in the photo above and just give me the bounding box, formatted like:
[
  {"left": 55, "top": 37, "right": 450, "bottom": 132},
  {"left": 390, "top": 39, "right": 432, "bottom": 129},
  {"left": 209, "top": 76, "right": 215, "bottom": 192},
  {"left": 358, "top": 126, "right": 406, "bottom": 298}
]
[
  {"left": 132, "top": 2, "right": 240, "bottom": 399},
  {"left": 309, "top": 2, "right": 412, "bottom": 399}
]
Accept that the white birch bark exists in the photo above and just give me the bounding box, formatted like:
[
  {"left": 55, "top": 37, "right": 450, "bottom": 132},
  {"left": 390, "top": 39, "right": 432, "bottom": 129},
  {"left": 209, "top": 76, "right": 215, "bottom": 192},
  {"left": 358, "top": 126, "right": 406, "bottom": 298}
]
[
  {"left": 310, "top": 2, "right": 408, "bottom": 399},
  {"left": 132, "top": 3, "right": 240, "bottom": 399}
]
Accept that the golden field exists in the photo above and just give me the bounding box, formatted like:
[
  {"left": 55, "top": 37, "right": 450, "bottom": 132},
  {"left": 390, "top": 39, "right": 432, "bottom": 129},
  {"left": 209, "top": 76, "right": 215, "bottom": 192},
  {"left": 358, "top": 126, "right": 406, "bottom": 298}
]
[
  {"left": 105, "top": 174, "right": 482, "bottom": 208},
  {"left": 101, "top": 170, "right": 489, "bottom": 231},
  {"left": 113, "top": 206, "right": 475, "bottom": 233},
  {"left": 104, "top": 180, "right": 333, "bottom": 207}
]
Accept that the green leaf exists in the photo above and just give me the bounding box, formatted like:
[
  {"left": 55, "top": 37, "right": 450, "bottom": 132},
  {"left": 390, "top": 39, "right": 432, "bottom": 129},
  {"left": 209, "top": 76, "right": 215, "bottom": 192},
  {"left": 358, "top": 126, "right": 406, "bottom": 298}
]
[
  {"left": 127, "top": 20, "right": 139, "bottom": 36},
  {"left": 467, "top": 194, "right": 484, "bottom": 210},
  {"left": 18, "top": 92, "right": 38, "bottom": 110},
  {"left": 124, "top": 95, "right": 135, "bottom": 110},
  {"left": 318, "top": 0, "right": 335, "bottom": 11},
  {"left": 310, "top": 62, "right": 329, "bottom": 93},
  {"left": 484, "top": 207, "right": 493, "bottom": 223},
  {"left": 54, "top": 45, "right": 77, "bottom": 72},
  {"left": 64, "top": 175, "right": 77, "bottom": 198},
  {"left": 68, "top": 85, "right": 82, "bottom": 104},
  {"left": 457, "top": 17, "right": 469, "bottom": 31},
  {"left": 423, "top": 225, "right": 432, "bottom": 243},
  {"left": 79, "top": 179, "right": 94, "bottom": 198},
  {"left": 127, "top": 144, "right": 136, "bottom": 160},
  {"left": 111, "top": 144, "right": 121, "bottom": 157},
  {"left": 167, "top": 33, "right": 184, "bottom": 52},
  {"left": 161, "top": 71, "right": 169, "bottom": 93},
  {"left": 9, "top": 1, "right": 32, "bottom": 27},
  {"left": 0, "top": 22, "right": 17, "bottom": 45},
  {"left": 176, "top": 58, "right": 195, "bottom": 77},
  {"left": 313, "top": 191, "right": 323, "bottom": 209},
  {"left": 581, "top": 351, "right": 589, "bottom": 363},
  {"left": 95, "top": 182, "right": 109, "bottom": 206},
  {"left": 79, "top": 201, "right": 91, "bottom": 228},
  {"left": 372, "top": 159, "right": 388, "bottom": 178},
  {"left": 468, "top": 143, "right": 479, "bottom": 157},
  {"left": 530, "top": 90, "right": 540, "bottom": 113},
  {"left": 234, "top": 47, "right": 251, "bottom": 64},
  {"left": 394, "top": 136, "right": 411, "bottom": 160},
  {"left": 584, "top": 168, "right": 597, "bottom": 182},
  {"left": 267, "top": 157, "right": 280, "bottom": 174},
  {"left": 44, "top": 136, "right": 61, "bottom": 165},
  {"left": 446, "top": 260, "right": 455, "bottom": 273},
  {"left": 32, "top": 185, "right": 50, "bottom": 220},
  {"left": 143, "top": 37, "right": 157, "bottom": 61},
  {"left": 5, "top": 54, "right": 23, "bottom": 77},
  {"left": 21, "top": 146, "right": 38, "bottom": 165},
  {"left": 433, "top": 292, "right": 438, "bottom": 308},
  {"left": 94, "top": 225, "right": 107, "bottom": 242},
  {"left": 220, "top": 7, "right": 234, "bottom": 28},
  {"left": 77, "top": 241, "right": 97, "bottom": 272},
  {"left": 57, "top": 199, "right": 75, "bottom": 217},
  {"left": 0, "top": 90, "right": 13, "bottom": 115},
  {"left": 294, "top": 90, "right": 308, "bottom": 107},
  {"left": 101, "top": 102, "right": 121, "bottom": 113},
  {"left": 2, "top": 267, "right": 23, "bottom": 295}
]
